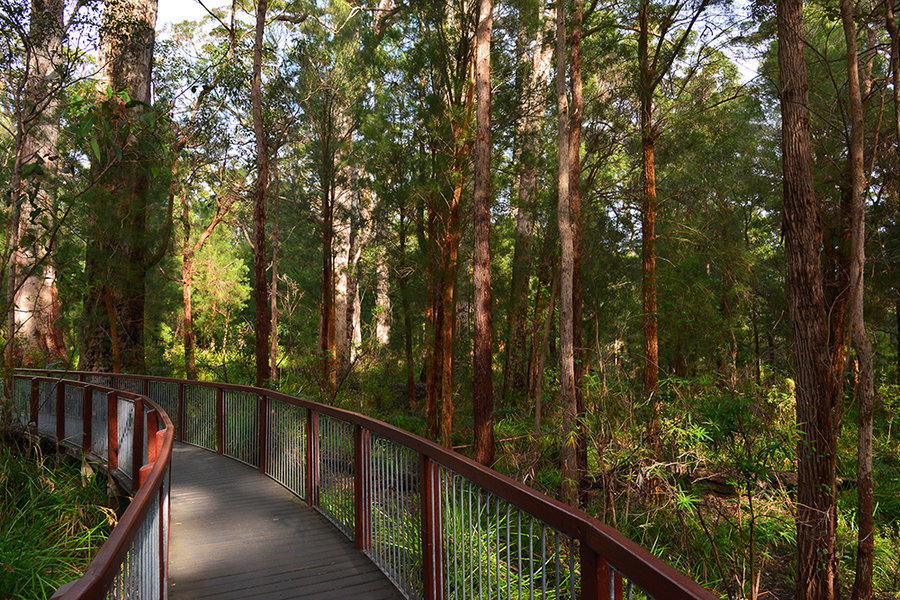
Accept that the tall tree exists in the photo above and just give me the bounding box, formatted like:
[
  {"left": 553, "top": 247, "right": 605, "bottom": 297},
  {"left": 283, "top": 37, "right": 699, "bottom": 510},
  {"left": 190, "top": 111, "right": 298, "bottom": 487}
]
[
  {"left": 502, "top": 6, "right": 552, "bottom": 403},
  {"left": 472, "top": 0, "right": 494, "bottom": 466},
  {"left": 568, "top": 0, "right": 587, "bottom": 497},
  {"left": 80, "top": 0, "right": 163, "bottom": 372},
  {"left": 556, "top": 0, "right": 578, "bottom": 507},
  {"left": 841, "top": 1, "right": 875, "bottom": 597},
  {"left": 7, "top": 0, "right": 68, "bottom": 366},
  {"left": 635, "top": 0, "right": 709, "bottom": 443},
  {"left": 777, "top": 0, "right": 839, "bottom": 596},
  {"left": 251, "top": 0, "right": 270, "bottom": 388}
]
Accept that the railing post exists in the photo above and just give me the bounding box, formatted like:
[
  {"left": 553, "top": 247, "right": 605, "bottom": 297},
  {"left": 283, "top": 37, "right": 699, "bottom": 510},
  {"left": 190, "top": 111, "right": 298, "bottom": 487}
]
[
  {"left": 107, "top": 391, "right": 119, "bottom": 471},
  {"left": 420, "top": 455, "right": 443, "bottom": 600},
  {"left": 29, "top": 378, "right": 39, "bottom": 426},
  {"left": 147, "top": 410, "right": 160, "bottom": 463},
  {"left": 82, "top": 386, "right": 93, "bottom": 454},
  {"left": 177, "top": 383, "right": 185, "bottom": 442},
  {"left": 216, "top": 387, "right": 224, "bottom": 455},
  {"left": 582, "top": 546, "right": 603, "bottom": 599},
  {"left": 307, "top": 410, "right": 318, "bottom": 507},
  {"left": 132, "top": 397, "right": 145, "bottom": 494},
  {"left": 257, "top": 393, "right": 268, "bottom": 473},
  {"left": 55, "top": 381, "right": 65, "bottom": 441},
  {"left": 354, "top": 425, "right": 369, "bottom": 551}
]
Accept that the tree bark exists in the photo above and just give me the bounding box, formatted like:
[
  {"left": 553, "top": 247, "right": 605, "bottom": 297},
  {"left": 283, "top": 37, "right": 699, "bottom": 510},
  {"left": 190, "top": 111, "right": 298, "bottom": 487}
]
[
  {"left": 569, "top": 0, "right": 587, "bottom": 496},
  {"left": 251, "top": 0, "right": 270, "bottom": 389},
  {"left": 841, "top": 2, "right": 875, "bottom": 597},
  {"left": 556, "top": 0, "right": 577, "bottom": 508},
  {"left": 181, "top": 193, "right": 197, "bottom": 379},
  {"left": 9, "top": 0, "right": 67, "bottom": 366},
  {"left": 473, "top": 0, "right": 495, "bottom": 467},
  {"left": 777, "top": 1, "right": 838, "bottom": 597},
  {"left": 638, "top": 0, "right": 660, "bottom": 443},
  {"left": 269, "top": 155, "right": 281, "bottom": 383},
  {"left": 80, "top": 0, "right": 158, "bottom": 373},
  {"left": 503, "top": 7, "right": 552, "bottom": 403}
]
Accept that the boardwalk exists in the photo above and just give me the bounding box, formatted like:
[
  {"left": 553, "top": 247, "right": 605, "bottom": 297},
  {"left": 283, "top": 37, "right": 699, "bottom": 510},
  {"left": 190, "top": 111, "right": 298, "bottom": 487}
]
[{"left": 168, "top": 444, "right": 404, "bottom": 600}]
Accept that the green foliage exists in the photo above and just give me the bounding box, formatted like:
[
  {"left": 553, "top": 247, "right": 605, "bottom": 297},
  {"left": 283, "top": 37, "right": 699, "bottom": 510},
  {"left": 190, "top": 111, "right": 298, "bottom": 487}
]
[{"left": 0, "top": 439, "right": 112, "bottom": 599}]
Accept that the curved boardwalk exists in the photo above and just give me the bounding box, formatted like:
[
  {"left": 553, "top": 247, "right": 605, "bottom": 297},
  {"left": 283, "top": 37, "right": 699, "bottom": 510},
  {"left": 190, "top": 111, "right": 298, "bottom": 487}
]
[{"left": 168, "top": 444, "right": 404, "bottom": 600}]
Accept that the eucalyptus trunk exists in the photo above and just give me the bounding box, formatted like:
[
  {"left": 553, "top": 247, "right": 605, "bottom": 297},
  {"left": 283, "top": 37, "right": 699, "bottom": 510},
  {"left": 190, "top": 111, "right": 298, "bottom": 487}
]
[
  {"left": 80, "top": 0, "right": 159, "bottom": 373},
  {"left": 251, "top": 0, "right": 270, "bottom": 389},
  {"left": 472, "top": 0, "right": 494, "bottom": 467},
  {"left": 9, "top": 0, "right": 67, "bottom": 366},
  {"left": 841, "top": 2, "right": 875, "bottom": 597},
  {"left": 556, "top": 0, "right": 577, "bottom": 508},
  {"left": 777, "top": 1, "right": 838, "bottom": 596}
]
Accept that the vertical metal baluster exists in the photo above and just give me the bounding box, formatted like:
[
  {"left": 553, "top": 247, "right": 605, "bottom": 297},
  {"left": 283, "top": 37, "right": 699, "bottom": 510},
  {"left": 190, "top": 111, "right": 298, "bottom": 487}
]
[
  {"left": 529, "top": 517, "right": 535, "bottom": 600},
  {"left": 506, "top": 505, "right": 511, "bottom": 600},
  {"left": 555, "top": 533, "right": 561, "bottom": 598},
  {"left": 569, "top": 537, "right": 575, "bottom": 600},
  {"left": 517, "top": 510, "right": 523, "bottom": 600},
  {"left": 541, "top": 525, "right": 546, "bottom": 600}
]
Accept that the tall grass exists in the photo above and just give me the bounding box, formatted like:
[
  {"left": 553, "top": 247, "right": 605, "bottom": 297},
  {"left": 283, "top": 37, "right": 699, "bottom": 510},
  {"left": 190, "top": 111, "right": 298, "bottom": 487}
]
[{"left": 0, "top": 437, "right": 113, "bottom": 600}]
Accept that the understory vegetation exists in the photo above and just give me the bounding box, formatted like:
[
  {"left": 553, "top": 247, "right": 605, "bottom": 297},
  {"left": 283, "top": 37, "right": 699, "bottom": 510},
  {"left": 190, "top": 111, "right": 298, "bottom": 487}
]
[{"left": 0, "top": 438, "right": 113, "bottom": 599}]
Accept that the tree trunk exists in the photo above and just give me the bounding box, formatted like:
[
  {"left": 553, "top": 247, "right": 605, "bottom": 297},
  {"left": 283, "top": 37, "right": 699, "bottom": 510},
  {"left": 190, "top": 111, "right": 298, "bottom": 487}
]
[
  {"left": 320, "top": 101, "right": 337, "bottom": 396},
  {"left": 425, "top": 184, "right": 441, "bottom": 438},
  {"left": 777, "top": 1, "right": 838, "bottom": 597},
  {"left": 473, "top": 0, "right": 494, "bottom": 467},
  {"left": 9, "top": 0, "right": 67, "bottom": 366},
  {"left": 375, "top": 209, "right": 391, "bottom": 346},
  {"left": 333, "top": 171, "right": 353, "bottom": 372},
  {"left": 556, "top": 0, "right": 577, "bottom": 508},
  {"left": 841, "top": 2, "right": 874, "bottom": 597},
  {"left": 530, "top": 273, "right": 558, "bottom": 471},
  {"left": 80, "top": 0, "right": 158, "bottom": 373},
  {"left": 638, "top": 0, "right": 660, "bottom": 443},
  {"left": 503, "top": 8, "right": 552, "bottom": 403},
  {"left": 568, "top": 0, "right": 587, "bottom": 496},
  {"left": 269, "top": 155, "right": 281, "bottom": 383},
  {"left": 398, "top": 210, "right": 415, "bottom": 407},
  {"left": 440, "top": 168, "right": 464, "bottom": 448},
  {"left": 181, "top": 193, "right": 197, "bottom": 379},
  {"left": 251, "top": 0, "right": 270, "bottom": 389}
]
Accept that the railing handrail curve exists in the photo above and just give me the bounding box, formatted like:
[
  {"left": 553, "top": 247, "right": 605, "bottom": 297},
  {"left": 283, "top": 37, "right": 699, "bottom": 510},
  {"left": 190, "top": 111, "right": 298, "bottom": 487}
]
[
  {"left": 10, "top": 373, "right": 174, "bottom": 600},
  {"left": 19, "top": 368, "right": 716, "bottom": 600}
]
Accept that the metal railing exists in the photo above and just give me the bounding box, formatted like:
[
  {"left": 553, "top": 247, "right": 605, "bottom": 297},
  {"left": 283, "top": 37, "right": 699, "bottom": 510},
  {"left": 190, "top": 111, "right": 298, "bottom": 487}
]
[
  {"left": 20, "top": 370, "right": 717, "bottom": 600},
  {"left": 8, "top": 374, "right": 174, "bottom": 600}
]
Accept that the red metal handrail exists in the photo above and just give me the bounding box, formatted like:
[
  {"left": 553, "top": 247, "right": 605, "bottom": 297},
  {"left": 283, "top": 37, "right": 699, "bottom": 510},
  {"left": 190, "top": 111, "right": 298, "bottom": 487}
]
[
  {"left": 10, "top": 374, "right": 174, "bottom": 600},
  {"left": 20, "top": 369, "right": 717, "bottom": 600}
]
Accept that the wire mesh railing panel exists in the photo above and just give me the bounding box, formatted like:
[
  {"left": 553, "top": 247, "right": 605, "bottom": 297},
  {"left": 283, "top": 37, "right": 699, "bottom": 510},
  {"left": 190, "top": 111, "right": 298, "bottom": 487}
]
[
  {"left": 14, "top": 377, "right": 29, "bottom": 426},
  {"left": 365, "top": 433, "right": 423, "bottom": 600},
  {"left": 183, "top": 384, "right": 216, "bottom": 450},
  {"left": 265, "top": 399, "right": 306, "bottom": 499},
  {"left": 37, "top": 379, "right": 56, "bottom": 436},
  {"left": 63, "top": 384, "right": 84, "bottom": 447},
  {"left": 607, "top": 567, "right": 655, "bottom": 600},
  {"left": 117, "top": 398, "right": 136, "bottom": 481},
  {"left": 224, "top": 389, "right": 258, "bottom": 467},
  {"left": 107, "top": 490, "right": 161, "bottom": 600},
  {"left": 91, "top": 392, "right": 109, "bottom": 456},
  {"left": 149, "top": 380, "right": 180, "bottom": 434},
  {"left": 438, "top": 467, "right": 580, "bottom": 600},
  {"left": 317, "top": 413, "right": 355, "bottom": 538},
  {"left": 85, "top": 374, "right": 112, "bottom": 387},
  {"left": 112, "top": 376, "right": 144, "bottom": 395}
]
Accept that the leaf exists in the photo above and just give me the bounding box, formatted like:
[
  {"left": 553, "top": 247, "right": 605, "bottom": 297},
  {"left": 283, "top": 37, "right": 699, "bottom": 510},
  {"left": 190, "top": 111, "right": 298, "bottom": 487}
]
[{"left": 90, "top": 135, "right": 101, "bottom": 162}]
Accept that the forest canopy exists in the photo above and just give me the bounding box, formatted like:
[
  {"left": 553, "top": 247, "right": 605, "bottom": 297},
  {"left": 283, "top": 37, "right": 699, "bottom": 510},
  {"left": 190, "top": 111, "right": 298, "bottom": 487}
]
[{"left": 1, "top": 0, "right": 899, "bottom": 597}]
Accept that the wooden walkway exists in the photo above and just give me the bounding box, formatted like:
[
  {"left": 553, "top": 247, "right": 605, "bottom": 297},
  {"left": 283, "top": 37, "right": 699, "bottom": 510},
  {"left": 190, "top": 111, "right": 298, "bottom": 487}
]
[{"left": 168, "top": 444, "right": 404, "bottom": 600}]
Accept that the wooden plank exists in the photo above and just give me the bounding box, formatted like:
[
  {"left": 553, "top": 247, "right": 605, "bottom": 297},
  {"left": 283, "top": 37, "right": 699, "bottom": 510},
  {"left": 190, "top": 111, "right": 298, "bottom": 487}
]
[{"left": 168, "top": 443, "right": 404, "bottom": 600}]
